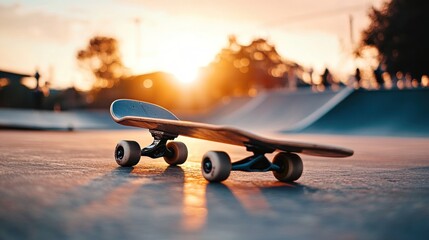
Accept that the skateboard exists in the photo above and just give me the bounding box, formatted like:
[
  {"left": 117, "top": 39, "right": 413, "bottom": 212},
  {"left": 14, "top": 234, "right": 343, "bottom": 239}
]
[{"left": 111, "top": 99, "right": 354, "bottom": 182}]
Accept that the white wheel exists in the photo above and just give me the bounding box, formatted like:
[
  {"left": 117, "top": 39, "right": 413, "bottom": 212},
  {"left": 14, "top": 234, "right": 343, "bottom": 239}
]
[
  {"left": 272, "top": 152, "right": 303, "bottom": 182},
  {"left": 115, "top": 140, "right": 141, "bottom": 167},
  {"left": 163, "top": 141, "right": 188, "bottom": 165},
  {"left": 201, "top": 151, "right": 231, "bottom": 182}
]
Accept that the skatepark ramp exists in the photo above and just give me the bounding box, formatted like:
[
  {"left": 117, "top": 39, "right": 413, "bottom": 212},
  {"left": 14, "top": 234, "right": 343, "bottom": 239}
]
[
  {"left": 206, "top": 87, "right": 353, "bottom": 132},
  {"left": 3, "top": 87, "right": 426, "bottom": 137},
  {"left": 0, "top": 109, "right": 123, "bottom": 130},
  {"left": 190, "top": 96, "right": 252, "bottom": 123},
  {"left": 294, "top": 88, "right": 429, "bottom": 137}
]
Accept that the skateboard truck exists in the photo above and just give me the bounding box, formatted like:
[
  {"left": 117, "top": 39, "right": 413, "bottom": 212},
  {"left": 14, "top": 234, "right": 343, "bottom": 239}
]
[
  {"left": 141, "top": 130, "right": 178, "bottom": 159},
  {"left": 232, "top": 154, "right": 280, "bottom": 172},
  {"left": 231, "top": 144, "right": 280, "bottom": 172}
]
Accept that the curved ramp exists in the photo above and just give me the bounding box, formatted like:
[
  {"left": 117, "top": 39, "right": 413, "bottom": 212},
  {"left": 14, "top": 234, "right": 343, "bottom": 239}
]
[
  {"left": 208, "top": 88, "right": 353, "bottom": 132},
  {"left": 296, "top": 88, "right": 429, "bottom": 137},
  {"left": 0, "top": 109, "right": 123, "bottom": 130},
  {"left": 194, "top": 96, "right": 252, "bottom": 123}
]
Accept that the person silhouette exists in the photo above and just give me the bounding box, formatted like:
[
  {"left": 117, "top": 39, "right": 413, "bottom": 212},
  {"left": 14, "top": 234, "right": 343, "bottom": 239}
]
[
  {"left": 33, "top": 70, "right": 44, "bottom": 109},
  {"left": 321, "top": 68, "right": 332, "bottom": 87},
  {"left": 355, "top": 68, "right": 361, "bottom": 85},
  {"left": 374, "top": 64, "right": 384, "bottom": 88}
]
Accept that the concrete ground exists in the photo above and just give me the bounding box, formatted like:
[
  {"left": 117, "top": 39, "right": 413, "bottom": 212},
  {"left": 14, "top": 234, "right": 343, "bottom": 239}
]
[{"left": 0, "top": 130, "right": 428, "bottom": 240}]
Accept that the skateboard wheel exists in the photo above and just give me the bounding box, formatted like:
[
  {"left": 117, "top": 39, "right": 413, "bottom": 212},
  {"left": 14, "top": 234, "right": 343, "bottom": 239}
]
[
  {"left": 164, "top": 141, "right": 188, "bottom": 165},
  {"left": 272, "top": 152, "right": 303, "bottom": 182},
  {"left": 115, "top": 140, "right": 141, "bottom": 167},
  {"left": 201, "top": 151, "right": 231, "bottom": 182}
]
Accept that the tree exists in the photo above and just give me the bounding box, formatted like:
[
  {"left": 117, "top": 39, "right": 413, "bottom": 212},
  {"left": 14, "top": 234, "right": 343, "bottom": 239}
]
[
  {"left": 77, "top": 36, "right": 127, "bottom": 89},
  {"left": 201, "top": 36, "right": 303, "bottom": 102},
  {"left": 358, "top": 0, "right": 429, "bottom": 79}
]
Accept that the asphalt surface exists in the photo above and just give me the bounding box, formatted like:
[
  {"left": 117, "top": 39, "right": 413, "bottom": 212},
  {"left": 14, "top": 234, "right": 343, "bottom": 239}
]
[{"left": 1, "top": 130, "right": 429, "bottom": 240}]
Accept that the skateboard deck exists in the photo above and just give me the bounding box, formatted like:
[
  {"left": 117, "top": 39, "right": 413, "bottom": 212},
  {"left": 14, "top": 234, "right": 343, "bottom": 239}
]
[{"left": 111, "top": 99, "right": 353, "bottom": 158}]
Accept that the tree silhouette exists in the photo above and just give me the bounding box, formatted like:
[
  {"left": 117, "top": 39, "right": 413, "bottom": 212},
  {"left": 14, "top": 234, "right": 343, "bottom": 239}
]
[
  {"left": 77, "top": 36, "right": 127, "bottom": 89},
  {"left": 358, "top": 0, "right": 429, "bottom": 79},
  {"left": 201, "top": 36, "right": 303, "bottom": 102}
]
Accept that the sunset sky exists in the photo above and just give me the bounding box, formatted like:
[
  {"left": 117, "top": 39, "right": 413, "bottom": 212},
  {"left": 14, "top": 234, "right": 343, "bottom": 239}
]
[{"left": 0, "top": 0, "right": 384, "bottom": 90}]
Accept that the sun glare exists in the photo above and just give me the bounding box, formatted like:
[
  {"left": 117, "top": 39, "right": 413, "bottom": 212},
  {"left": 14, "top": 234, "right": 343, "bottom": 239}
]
[
  {"left": 162, "top": 38, "right": 209, "bottom": 85},
  {"left": 170, "top": 65, "right": 200, "bottom": 85},
  {"left": 130, "top": 30, "right": 217, "bottom": 86}
]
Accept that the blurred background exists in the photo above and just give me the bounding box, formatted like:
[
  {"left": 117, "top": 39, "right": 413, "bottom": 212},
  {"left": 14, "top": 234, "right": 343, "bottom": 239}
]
[
  {"left": 3, "top": 2, "right": 429, "bottom": 239},
  {"left": 0, "top": 0, "right": 428, "bottom": 134}
]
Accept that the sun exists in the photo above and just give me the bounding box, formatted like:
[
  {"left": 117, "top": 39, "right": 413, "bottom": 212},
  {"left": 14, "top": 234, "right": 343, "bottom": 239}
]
[
  {"left": 155, "top": 33, "right": 213, "bottom": 85},
  {"left": 162, "top": 48, "right": 205, "bottom": 85},
  {"left": 169, "top": 64, "right": 200, "bottom": 85},
  {"left": 127, "top": 29, "right": 219, "bottom": 86}
]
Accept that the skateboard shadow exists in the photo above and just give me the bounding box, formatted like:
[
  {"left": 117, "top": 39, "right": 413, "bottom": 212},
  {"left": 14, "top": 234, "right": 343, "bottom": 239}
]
[
  {"left": 143, "top": 166, "right": 321, "bottom": 227},
  {"left": 42, "top": 163, "right": 319, "bottom": 236},
  {"left": 202, "top": 180, "right": 319, "bottom": 229},
  {"left": 117, "top": 164, "right": 186, "bottom": 182},
  {"left": 112, "top": 166, "right": 135, "bottom": 175},
  {"left": 205, "top": 181, "right": 314, "bottom": 203},
  {"left": 112, "top": 166, "right": 318, "bottom": 223},
  {"left": 159, "top": 165, "right": 185, "bottom": 181}
]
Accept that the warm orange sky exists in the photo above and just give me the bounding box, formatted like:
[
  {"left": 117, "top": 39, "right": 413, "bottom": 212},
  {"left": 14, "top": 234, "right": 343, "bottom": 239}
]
[{"left": 0, "top": 0, "right": 385, "bottom": 90}]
